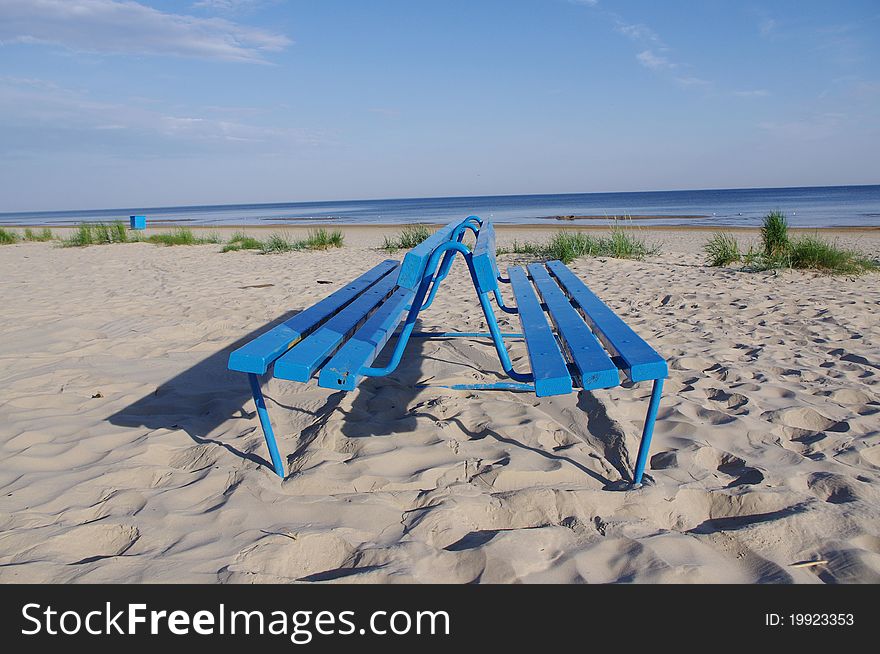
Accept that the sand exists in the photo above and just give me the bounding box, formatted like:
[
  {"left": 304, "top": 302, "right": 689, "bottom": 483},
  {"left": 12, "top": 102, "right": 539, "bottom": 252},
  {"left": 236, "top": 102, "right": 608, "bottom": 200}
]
[{"left": 1, "top": 225, "right": 879, "bottom": 584}]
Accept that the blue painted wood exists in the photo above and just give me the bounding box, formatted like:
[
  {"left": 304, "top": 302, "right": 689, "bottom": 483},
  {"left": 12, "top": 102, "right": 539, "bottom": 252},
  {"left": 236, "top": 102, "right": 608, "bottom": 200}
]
[
  {"left": 274, "top": 273, "right": 399, "bottom": 381},
  {"left": 472, "top": 218, "right": 500, "bottom": 294},
  {"left": 545, "top": 260, "right": 668, "bottom": 382},
  {"left": 318, "top": 286, "right": 415, "bottom": 390},
  {"left": 527, "top": 263, "right": 620, "bottom": 391},
  {"left": 395, "top": 222, "right": 458, "bottom": 291},
  {"left": 507, "top": 266, "right": 572, "bottom": 397},
  {"left": 227, "top": 260, "right": 399, "bottom": 374},
  {"left": 129, "top": 215, "right": 146, "bottom": 230}
]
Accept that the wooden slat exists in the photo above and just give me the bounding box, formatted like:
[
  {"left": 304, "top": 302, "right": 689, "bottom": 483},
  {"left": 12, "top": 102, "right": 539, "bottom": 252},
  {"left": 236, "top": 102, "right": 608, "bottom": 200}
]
[
  {"left": 318, "top": 287, "right": 415, "bottom": 390},
  {"left": 395, "top": 222, "right": 458, "bottom": 291},
  {"left": 227, "top": 260, "right": 399, "bottom": 374},
  {"left": 273, "top": 273, "right": 399, "bottom": 381},
  {"left": 545, "top": 260, "right": 668, "bottom": 382},
  {"left": 527, "top": 263, "right": 620, "bottom": 390},
  {"left": 507, "top": 266, "right": 572, "bottom": 397},
  {"left": 471, "top": 218, "right": 499, "bottom": 293}
]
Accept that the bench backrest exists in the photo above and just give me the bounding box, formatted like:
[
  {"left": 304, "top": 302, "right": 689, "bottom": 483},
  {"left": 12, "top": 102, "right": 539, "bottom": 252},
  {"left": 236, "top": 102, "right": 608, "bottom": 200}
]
[
  {"left": 471, "top": 217, "right": 499, "bottom": 294},
  {"left": 395, "top": 221, "right": 459, "bottom": 291}
]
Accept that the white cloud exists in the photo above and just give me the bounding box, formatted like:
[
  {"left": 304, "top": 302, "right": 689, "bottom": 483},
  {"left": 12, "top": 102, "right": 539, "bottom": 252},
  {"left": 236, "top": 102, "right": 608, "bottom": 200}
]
[
  {"left": 675, "top": 76, "right": 711, "bottom": 88},
  {"left": 614, "top": 21, "right": 661, "bottom": 45},
  {"left": 0, "top": 76, "right": 325, "bottom": 157},
  {"left": 733, "top": 89, "right": 770, "bottom": 98},
  {"left": 759, "top": 17, "right": 777, "bottom": 37},
  {"left": 0, "top": 0, "right": 291, "bottom": 63},
  {"left": 636, "top": 49, "right": 674, "bottom": 71}
]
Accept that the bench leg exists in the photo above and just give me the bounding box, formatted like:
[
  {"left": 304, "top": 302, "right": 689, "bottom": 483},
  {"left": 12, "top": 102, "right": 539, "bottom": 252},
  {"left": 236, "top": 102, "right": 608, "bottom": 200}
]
[
  {"left": 248, "top": 373, "right": 286, "bottom": 479},
  {"left": 632, "top": 378, "right": 664, "bottom": 487}
]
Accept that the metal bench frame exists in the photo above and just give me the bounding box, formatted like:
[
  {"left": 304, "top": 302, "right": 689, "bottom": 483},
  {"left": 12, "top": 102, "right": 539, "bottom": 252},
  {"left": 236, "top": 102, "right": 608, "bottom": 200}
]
[{"left": 229, "top": 215, "right": 667, "bottom": 488}]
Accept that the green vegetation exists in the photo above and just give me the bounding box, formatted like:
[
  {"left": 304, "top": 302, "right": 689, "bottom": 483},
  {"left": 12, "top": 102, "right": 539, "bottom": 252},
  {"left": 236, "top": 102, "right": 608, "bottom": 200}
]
[
  {"left": 704, "top": 212, "right": 877, "bottom": 274},
  {"left": 761, "top": 210, "right": 789, "bottom": 257},
  {"left": 497, "top": 224, "right": 659, "bottom": 264},
  {"left": 23, "top": 227, "right": 55, "bottom": 242},
  {"left": 146, "top": 227, "right": 221, "bottom": 246},
  {"left": 0, "top": 227, "right": 20, "bottom": 244},
  {"left": 302, "top": 227, "right": 344, "bottom": 249},
  {"left": 382, "top": 224, "right": 433, "bottom": 252},
  {"left": 260, "top": 228, "right": 345, "bottom": 254},
  {"left": 63, "top": 221, "right": 129, "bottom": 246},
  {"left": 786, "top": 236, "right": 876, "bottom": 275},
  {"left": 703, "top": 232, "right": 741, "bottom": 267},
  {"left": 261, "top": 232, "right": 294, "bottom": 253},
  {"left": 221, "top": 231, "right": 264, "bottom": 253}
]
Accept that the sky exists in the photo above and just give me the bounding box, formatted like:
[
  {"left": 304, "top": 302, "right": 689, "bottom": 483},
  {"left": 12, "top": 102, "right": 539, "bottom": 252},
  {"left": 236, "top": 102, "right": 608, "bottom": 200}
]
[{"left": 0, "top": 0, "right": 878, "bottom": 212}]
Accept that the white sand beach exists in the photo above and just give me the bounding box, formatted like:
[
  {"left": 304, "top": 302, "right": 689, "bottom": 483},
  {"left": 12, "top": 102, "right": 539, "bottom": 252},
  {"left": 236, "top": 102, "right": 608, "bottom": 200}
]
[{"left": 1, "top": 226, "right": 879, "bottom": 584}]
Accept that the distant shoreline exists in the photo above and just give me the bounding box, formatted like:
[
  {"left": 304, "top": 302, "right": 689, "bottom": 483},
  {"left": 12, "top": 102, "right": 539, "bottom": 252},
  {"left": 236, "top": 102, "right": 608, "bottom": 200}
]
[{"left": 7, "top": 222, "right": 879, "bottom": 233}]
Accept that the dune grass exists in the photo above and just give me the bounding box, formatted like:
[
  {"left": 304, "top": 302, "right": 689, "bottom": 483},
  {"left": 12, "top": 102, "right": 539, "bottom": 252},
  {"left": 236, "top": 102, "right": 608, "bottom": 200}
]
[
  {"left": 260, "top": 228, "right": 345, "bottom": 254},
  {"left": 221, "top": 231, "right": 264, "bottom": 253},
  {"left": 0, "top": 227, "right": 20, "bottom": 244},
  {"left": 302, "top": 227, "right": 344, "bottom": 249},
  {"left": 497, "top": 225, "right": 659, "bottom": 264},
  {"left": 761, "top": 210, "right": 789, "bottom": 257},
  {"left": 383, "top": 224, "right": 433, "bottom": 252},
  {"left": 145, "top": 227, "right": 222, "bottom": 246},
  {"left": 23, "top": 227, "right": 55, "bottom": 242},
  {"left": 703, "top": 232, "right": 741, "bottom": 267},
  {"left": 705, "top": 212, "right": 877, "bottom": 274},
  {"left": 62, "top": 221, "right": 130, "bottom": 246}
]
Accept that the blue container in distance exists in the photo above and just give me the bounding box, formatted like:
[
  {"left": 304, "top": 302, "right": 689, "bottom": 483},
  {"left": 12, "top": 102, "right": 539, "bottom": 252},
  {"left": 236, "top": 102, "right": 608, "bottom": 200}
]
[{"left": 130, "top": 215, "right": 146, "bottom": 230}]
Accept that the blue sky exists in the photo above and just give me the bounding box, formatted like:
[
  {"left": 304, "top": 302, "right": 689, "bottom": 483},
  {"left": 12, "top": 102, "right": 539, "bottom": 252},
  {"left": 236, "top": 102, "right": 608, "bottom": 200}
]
[{"left": 0, "top": 0, "right": 878, "bottom": 211}]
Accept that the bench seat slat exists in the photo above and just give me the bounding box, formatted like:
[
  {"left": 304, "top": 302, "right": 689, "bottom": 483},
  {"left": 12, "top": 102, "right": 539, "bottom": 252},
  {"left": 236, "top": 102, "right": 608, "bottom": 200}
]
[
  {"left": 227, "top": 260, "right": 399, "bottom": 374},
  {"left": 318, "top": 286, "right": 415, "bottom": 390},
  {"left": 396, "top": 223, "right": 458, "bottom": 291},
  {"left": 545, "top": 260, "right": 668, "bottom": 383},
  {"left": 273, "top": 273, "right": 400, "bottom": 382},
  {"left": 507, "top": 266, "right": 573, "bottom": 397},
  {"left": 472, "top": 217, "right": 499, "bottom": 293},
  {"left": 527, "top": 263, "right": 620, "bottom": 390}
]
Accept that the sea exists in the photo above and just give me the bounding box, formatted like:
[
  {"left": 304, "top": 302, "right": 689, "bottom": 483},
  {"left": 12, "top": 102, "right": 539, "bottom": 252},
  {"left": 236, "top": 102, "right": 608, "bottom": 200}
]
[{"left": 2, "top": 185, "right": 879, "bottom": 228}]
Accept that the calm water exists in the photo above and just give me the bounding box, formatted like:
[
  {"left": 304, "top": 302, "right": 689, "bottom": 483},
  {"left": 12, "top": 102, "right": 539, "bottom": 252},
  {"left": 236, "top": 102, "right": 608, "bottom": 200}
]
[{"left": 2, "top": 185, "right": 880, "bottom": 228}]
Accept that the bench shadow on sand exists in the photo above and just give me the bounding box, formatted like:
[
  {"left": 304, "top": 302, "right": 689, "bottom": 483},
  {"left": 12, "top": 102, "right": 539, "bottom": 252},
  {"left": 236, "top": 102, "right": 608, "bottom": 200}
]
[
  {"left": 108, "top": 309, "right": 338, "bottom": 472},
  {"left": 108, "top": 310, "right": 628, "bottom": 487}
]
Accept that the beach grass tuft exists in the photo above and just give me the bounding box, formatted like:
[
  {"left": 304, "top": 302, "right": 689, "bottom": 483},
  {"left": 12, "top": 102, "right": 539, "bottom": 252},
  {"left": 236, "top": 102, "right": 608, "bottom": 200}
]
[
  {"left": 383, "top": 225, "right": 432, "bottom": 252},
  {"left": 705, "top": 212, "right": 877, "bottom": 274},
  {"left": 0, "top": 227, "right": 20, "bottom": 244},
  {"left": 261, "top": 232, "right": 295, "bottom": 253},
  {"left": 785, "top": 236, "right": 876, "bottom": 274},
  {"left": 761, "top": 210, "right": 789, "bottom": 257},
  {"left": 23, "top": 227, "right": 55, "bottom": 242},
  {"left": 703, "top": 232, "right": 742, "bottom": 267},
  {"left": 497, "top": 224, "right": 659, "bottom": 264},
  {"left": 145, "top": 227, "right": 221, "bottom": 246},
  {"left": 260, "top": 228, "right": 345, "bottom": 254},
  {"left": 221, "top": 231, "right": 264, "bottom": 253},
  {"left": 63, "top": 221, "right": 129, "bottom": 246},
  {"left": 302, "top": 227, "right": 344, "bottom": 249}
]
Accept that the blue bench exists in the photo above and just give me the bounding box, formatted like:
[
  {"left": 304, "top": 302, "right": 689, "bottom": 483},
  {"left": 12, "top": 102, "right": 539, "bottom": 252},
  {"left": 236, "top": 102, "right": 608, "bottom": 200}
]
[{"left": 228, "top": 215, "right": 667, "bottom": 487}]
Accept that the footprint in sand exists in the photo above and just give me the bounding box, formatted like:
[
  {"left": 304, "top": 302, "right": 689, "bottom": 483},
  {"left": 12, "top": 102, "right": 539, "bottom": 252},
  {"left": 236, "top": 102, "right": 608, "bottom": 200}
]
[
  {"left": 806, "top": 472, "right": 862, "bottom": 504},
  {"left": 223, "top": 532, "right": 356, "bottom": 582},
  {"left": 706, "top": 387, "right": 750, "bottom": 414},
  {"left": 17, "top": 524, "right": 140, "bottom": 565}
]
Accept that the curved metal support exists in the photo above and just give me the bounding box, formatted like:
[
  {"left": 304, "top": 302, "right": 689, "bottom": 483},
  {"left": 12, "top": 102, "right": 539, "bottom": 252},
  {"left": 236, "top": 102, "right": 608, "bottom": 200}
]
[
  {"left": 493, "top": 288, "right": 518, "bottom": 314},
  {"left": 361, "top": 239, "right": 532, "bottom": 383},
  {"left": 421, "top": 216, "right": 480, "bottom": 311},
  {"left": 361, "top": 240, "right": 473, "bottom": 378}
]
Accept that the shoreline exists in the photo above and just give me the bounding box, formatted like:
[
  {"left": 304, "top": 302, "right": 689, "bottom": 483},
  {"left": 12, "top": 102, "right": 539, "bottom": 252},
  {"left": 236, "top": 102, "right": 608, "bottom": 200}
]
[{"left": 5, "top": 222, "right": 880, "bottom": 233}]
